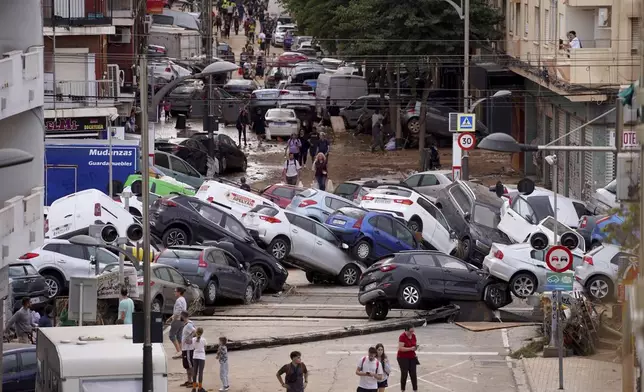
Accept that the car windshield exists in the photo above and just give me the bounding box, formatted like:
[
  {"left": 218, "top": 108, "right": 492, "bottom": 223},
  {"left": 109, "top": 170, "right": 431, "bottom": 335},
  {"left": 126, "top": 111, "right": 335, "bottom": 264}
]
[
  {"left": 472, "top": 203, "right": 501, "bottom": 228},
  {"left": 336, "top": 207, "right": 367, "bottom": 219},
  {"left": 268, "top": 109, "right": 295, "bottom": 119},
  {"left": 227, "top": 80, "right": 252, "bottom": 86},
  {"left": 286, "top": 84, "right": 313, "bottom": 91},
  {"left": 161, "top": 248, "right": 201, "bottom": 259},
  {"left": 370, "top": 188, "right": 412, "bottom": 198},
  {"left": 24, "top": 264, "right": 39, "bottom": 275},
  {"left": 540, "top": 216, "right": 573, "bottom": 234},
  {"left": 604, "top": 179, "right": 617, "bottom": 194},
  {"left": 335, "top": 183, "right": 359, "bottom": 195}
]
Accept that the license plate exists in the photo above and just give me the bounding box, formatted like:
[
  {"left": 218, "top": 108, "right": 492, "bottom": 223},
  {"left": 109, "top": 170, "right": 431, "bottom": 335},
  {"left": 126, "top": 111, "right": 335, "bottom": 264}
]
[
  {"left": 30, "top": 297, "right": 40, "bottom": 304},
  {"left": 274, "top": 122, "right": 286, "bottom": 126},
  {"left": 52, "top": 225, "right": 70, "bottom": 236},
  {"left": 332, "top": 219, "right": 345, "bottom": 225},
  {"left": 365, "top": 283, "right": 377, "bottom": 291},
  {"left": 374, "top": 198, "right": 390, "bottom": 204}
]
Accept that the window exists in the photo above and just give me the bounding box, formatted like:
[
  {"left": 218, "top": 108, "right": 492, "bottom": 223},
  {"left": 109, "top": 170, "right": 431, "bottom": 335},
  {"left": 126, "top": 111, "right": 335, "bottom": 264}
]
[
  {"left": 435, "top": 255, "right": 468, "bottom": 271},
  {"left": 531, "top": 249, "right": 545, "bottom": 261},
  {"left": 336, "top": 207, "right": 367, "bottom": 219},
  {"left": 155, "top": 153, "right": 170, "bottom": 169},
  {"left": 509, "top": 2, "right": 514, "bottom": 33},
  {"left": 374, "top": 216, "right": 395, "bottom": 235},
  {"left": 632, "top": 18, "right": 641, "bottom": 54},
  {"left": 513, "top": 197, "right": 537, "bottom": 224},
  {"left": 154, "top": 267, "right": 172, "bottom": 282},
  {"left": 524, "top": 3, "right": 529, "bottom": 37},
  {"left": 403, "top": 174, "right": 421, "bottom": 187},
  {"left": 167, "top": 268, "right": 186, "bottom": 285},
  {"left": 411, "top": 254, "right": 437, "bottom": 267},
  {"left": 24, "top": 264, "right": 39, "bottom": 275},
  {"left": 162, "top": 248, "right": 201, "bottom": 260},
  {"left": 249, "top": 205, "right": 280, "bottom": 216},
  {"left": 272, "top": 187, "right": 296, "bottom": 199},
  {"left": 544, "top": 9, "right": 550, "bottom": 43},
  {"left": 315, "top": 223, "right": 339, "bottom": 245},
  {"left": 393, "top": 220, "right": 416, "bottom": 247},
  {"left": 417, "top": 198, "right": 449, "bottom": 230},
  {"left": 223, "top": 216, "right": 250, "bottom": 239},
  {"left": 472, "top": 204, "right": 501, "bottom": 229},
  {"left": 170, "top": 156, "right": 191, "bottom": 175},
  {"left": 21, "top": 350, "right": 37, "bottom": 371},
  {"left": 3, "top": 353, "right": 19, "bottom": 374},
  {"left": 534, "top": 6, "right": 540, "bottom": 40},
  {"left": 419, "top": 175, "right": 438, "bottom": 186},
  {"left": 57, "top": 244, "right": 86, "bottom": 259},
  {"left": 8, "top": 266, "right": 26, "bottom": 277},
  {"left": 515, "top": 3, "right": 521, "bottom": 35},
  {"left": 223, "top": 252, "right": 240, "bottom": 268},
  {"left": 43, "top": 243, "right": 60, "bottom": 252},
  {"left": 209, "top": 250, "right": 228, "bottom": 266},
  {"left": 293, "top": 215, "right": 316, "bottom": 234},
  {"left": 449, "top": 186, "right": 471, "bottom": 212},
  {"left": 95, "top": 248, "right": 118, "bottom": 265},
  {"left": 325, "top": 197, "right": 354, "bottom": 211},
  {"left": 198, "top": 204, "right": 224, "bottom": 224}
]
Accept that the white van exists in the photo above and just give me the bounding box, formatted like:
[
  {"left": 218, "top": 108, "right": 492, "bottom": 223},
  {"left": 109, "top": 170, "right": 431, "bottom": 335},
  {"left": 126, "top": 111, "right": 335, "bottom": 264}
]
[
  {"left": 46, "top": 189, "right": 142, "bottom": 242},
  {"left": 315, "top": 74, "right": 368, "bottom": 118},
  {"left": 36, "top": 325, "right": 167, "bottom": 392},
  {"left": 195, "top": 180, "right": 280, "bottom": 220}
]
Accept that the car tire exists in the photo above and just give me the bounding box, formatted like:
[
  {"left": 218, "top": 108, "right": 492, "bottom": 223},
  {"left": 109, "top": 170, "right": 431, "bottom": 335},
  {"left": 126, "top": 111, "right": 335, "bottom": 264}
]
[
  {"left": 484, "top": 283, "right": 510, "bottom": 310},
  {"left": 353, "top": 239, "right": 372, "bottom": 262},
  {"left": 243, "top": 284, "right": 254, "bottom": 305},
  {"left": 365, "top": 301, "right": 389, "bottom": 320},
  {"left": 586, "top": 276, "right": 613, "bottom": 301},
  {"left": 201, "top": 307, "right": 216, "bottom": 316},
  {"left": 43, "top": 274, "right": 62, "bottom": 298},
  {"left": 241, "top": 158, "right": 248, "bottom": 172},
  {"left": 249, "top": 265, "right": 269, "bottom": 291},
  {"left": 219, "top": 156, "right": 227, "bottom": 173},
  {"left": 162, "top": 227, "right": 188, "bottom": 247},
  {"left": 461, "top": 237, "right": 472, "bottom": 260},
  {"left": 305, "top": 271, "right": 317, "bottom": 284},
  {"left": 509, "top": 273, "right": 537, "bottom": 298},
  {"left": 407, "top": 218, "right": 422, "bottom": 234},
  {"left": 151, "top": 297, "right": 163, "bottom": 313},
  {"left": 338, "top": 264, "right": 360, "bottom": 286},
  {"left": 407, "top": 117, "right": 421, "bottom": 135},
  {"left": 398, "top": 281, "right": 421, "bottom": 307},
  {"left": 268, "top": 237, "right": 290, "bottom": 261},
  {"left": 205, "top": 280, "right": 218, "bottom": 306}
]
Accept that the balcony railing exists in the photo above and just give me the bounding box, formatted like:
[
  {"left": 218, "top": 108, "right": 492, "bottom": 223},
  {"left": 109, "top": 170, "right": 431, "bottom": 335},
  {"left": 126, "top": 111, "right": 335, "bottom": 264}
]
[
  {"left": 42, "top": 0, "right": 113, "bottom": 27},
  {"left": 0, "top": 188, "right": 44, "bottom": 264},
  {"left": 44, "top": 76, "right": 117, "bottom": 108},
  {"left": 23, "top": 51, "right": 40, "bottom": 81},
  {"left": 0, "top": 57, "right": 14, "bottom": 90}
]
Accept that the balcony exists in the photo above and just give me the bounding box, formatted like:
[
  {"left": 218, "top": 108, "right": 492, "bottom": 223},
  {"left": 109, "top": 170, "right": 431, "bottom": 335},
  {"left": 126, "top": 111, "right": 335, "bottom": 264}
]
[
  {"left": 42, "top": 0, "right": 113, "bottom": 27},
  {"left": 0, "top": 188, "right": 44, "bottom": 267},
  {"left": 0, "top": 49, "right": 44, "bottom": 121},
  {"left": 109, "top": 0, "right": 134, "bottom": 19},
  {"left": 44, "top": 76, "right": 118, "bottom": 109}
]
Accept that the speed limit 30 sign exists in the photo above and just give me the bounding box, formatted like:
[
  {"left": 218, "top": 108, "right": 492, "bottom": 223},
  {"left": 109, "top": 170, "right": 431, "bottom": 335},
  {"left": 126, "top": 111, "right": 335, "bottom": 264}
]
[{"left": 457, "top": 133, "right": 476, "bottom": 150}]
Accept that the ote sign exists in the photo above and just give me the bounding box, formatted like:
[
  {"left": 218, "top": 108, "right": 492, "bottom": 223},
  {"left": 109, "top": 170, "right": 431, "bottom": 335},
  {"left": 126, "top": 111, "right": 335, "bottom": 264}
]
[
  {"left": 545, "top": 245, "right": 573, "bottom": 273},
  {"left": 457, "top": 133, "right": 476, "bottom": 150},
  {"left": 456, "top": 113, "right": 476, "bottom": 132}
]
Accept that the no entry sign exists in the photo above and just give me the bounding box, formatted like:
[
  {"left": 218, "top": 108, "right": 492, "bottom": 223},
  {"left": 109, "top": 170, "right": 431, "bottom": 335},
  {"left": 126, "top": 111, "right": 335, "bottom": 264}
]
[
  {"left": 457, "top": 133, "right": 476, "bottom": 150},
  {"left": 545, "top": 245, "right": 573, "bottom": 273}
]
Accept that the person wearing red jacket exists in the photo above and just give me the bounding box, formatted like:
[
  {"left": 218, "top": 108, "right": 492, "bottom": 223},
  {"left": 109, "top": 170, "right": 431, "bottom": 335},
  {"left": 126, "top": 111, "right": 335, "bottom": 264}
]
[{"left": 396, "top": 325, "right": 419, "bottom": 391}]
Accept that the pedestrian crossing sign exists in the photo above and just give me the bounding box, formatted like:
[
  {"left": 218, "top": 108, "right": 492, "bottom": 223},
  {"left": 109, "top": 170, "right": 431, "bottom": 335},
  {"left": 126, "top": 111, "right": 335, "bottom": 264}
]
[{"left": 457, "top": 113, "right": 476, "bottom": 132}]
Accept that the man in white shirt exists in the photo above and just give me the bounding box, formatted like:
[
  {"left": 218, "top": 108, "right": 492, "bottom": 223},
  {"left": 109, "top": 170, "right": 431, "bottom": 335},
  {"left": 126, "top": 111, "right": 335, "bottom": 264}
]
[
  {"left": 567, "top": 31, "right": 581, "bottom": 49},
  {"left": 180, "top": 311, "right": 196, "bottom": 388},
  {"left": 355, "top": 347, "right": 384, "bottom": 392}
]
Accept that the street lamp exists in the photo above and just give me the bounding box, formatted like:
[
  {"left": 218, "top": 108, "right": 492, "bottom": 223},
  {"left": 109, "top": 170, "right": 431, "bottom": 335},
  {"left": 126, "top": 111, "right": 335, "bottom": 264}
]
[
  {"left": 477, "top": 132, "right": 617, "bottom": 153},
  {"left": 468, "top": 90, "right": 512, "bottom": 113},
  {"left": 139, "top": 58, "right": 238, "bottom": 392}
]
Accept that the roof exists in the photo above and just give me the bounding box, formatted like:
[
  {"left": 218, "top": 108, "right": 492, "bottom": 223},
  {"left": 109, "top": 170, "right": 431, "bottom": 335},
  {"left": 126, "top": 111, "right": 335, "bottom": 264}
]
[
  {"left": 39, "top": 325, "right": 166, "bottom": 378},
  {"left": 462, "top": 181, "right": 504, "bottom": 208}
]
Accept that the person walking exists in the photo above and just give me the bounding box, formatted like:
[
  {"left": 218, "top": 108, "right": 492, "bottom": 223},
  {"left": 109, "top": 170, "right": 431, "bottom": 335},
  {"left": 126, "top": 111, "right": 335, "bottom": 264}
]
[
  {"left": 252, "top": 111, "right": 266, "bottom": 146},
  {"left": 370, "top": 115, "right": 385, "bottom": 153},
  {"left": 255, "top": 54, "right": 265, "bottom": 79},
  {"left": 375, "top": 343, "right": 392, "bottom": 392},
  {"left": 397, "top": 325, "right": 419, "bottom": 392},
  {"left": 286, "top": 133, "right": 302, "bottom": 162},
  {"left": 216, "top": 336, "right": 230, "bottom": 391},
  {"left": 314, "top": 153, "right": 328, "bottom": 191},
  {"left": 282, "top": 153, "right": 301, "bottom": 185},
  {"left": 236, "top": 107, "right": 250, "bottom": 146},
  {"left": 308, "top": 128, "right": 319, "bottom": 169},
  {"left": 38, "top": 306, "right": 54, "bottom": 328},
  {"left": 5, "top": 298, "right": 33, "bottom": 343},
  {"left": 317, "top": 132, "right": 330, "bottom": 163},
  {"left": 233, "top": 13, "right": 240, "bottom": 35},
  {"left": 191, "top": 327, "right": 207, "bottom": 392},
  {"left": 180, "top": 311, "right": 196, "bottom": 388},
  {"left": 356, "top": 347, "right": 384, "bottom": 392},
  {"left": 118, "top": 287, "right": 135, "bottom": 325},
  {"left": 277, "top": 351, "right": 308, "bottom": 392},
  {"left": 167, "top": 287, "right": 187, "bottom": 359}
]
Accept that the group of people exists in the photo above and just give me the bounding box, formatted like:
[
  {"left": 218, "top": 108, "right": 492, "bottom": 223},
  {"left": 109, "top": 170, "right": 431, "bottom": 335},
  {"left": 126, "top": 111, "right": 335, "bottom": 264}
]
[
  {"left": 167, "top": 287, "right": 230, "bottom": 392},
  {"left": 282, "top": 131, "right": 331, "bottom": 189},
  {"left": 275, "top": 326, "right": 420, "bottom": 392}
]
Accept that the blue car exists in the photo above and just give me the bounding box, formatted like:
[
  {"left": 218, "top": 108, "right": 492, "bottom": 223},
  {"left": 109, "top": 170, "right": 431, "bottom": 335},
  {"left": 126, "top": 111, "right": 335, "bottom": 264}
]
[
  {"left": 3, "top": 343, "right": 37, "bottom": 392},
  {"left": 325, "top": 207, "right": 420, "bottom": 264},
  {"left": 590, "top": 213, "right": 637, "bottom": 247},
  {"left": 303, "top": 79, "right": 317, "bottom": 89}
]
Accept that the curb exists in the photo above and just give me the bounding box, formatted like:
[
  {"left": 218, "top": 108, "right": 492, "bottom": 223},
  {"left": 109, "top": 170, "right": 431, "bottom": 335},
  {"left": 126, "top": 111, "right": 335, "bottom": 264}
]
[
  {"left": 520, "top": 358, "right": 535, "bottom": 392},
  {"left": 204, "top": 305, "right": 460, "bottom": 353}
]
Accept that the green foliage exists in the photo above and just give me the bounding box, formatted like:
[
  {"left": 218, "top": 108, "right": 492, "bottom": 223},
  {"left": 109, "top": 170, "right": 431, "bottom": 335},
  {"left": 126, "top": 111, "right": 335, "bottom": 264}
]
[{"left": 602, "top": 202, "right": 640, "bottom": 253}]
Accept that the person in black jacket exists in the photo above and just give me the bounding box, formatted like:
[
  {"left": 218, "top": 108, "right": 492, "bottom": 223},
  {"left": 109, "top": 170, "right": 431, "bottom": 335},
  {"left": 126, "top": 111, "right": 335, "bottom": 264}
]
[{"left": 236, "top": 108, "right": 250, "bottom": 146}]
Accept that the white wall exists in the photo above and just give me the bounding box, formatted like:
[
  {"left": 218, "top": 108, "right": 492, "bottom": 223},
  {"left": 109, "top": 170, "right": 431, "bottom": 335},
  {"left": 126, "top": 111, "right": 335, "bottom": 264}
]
[
  {"left": 0, "top": 0, "right": 44, "bottom": 54},
  {"left": 566, "top": 8, "right": 596, "bottom": 48}
]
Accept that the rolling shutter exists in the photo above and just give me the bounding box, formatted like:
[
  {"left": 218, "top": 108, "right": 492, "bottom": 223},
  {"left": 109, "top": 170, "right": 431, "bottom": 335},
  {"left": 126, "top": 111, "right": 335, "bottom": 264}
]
[{"left": 569, "top": 116, "right": 583, "bottom": 200}]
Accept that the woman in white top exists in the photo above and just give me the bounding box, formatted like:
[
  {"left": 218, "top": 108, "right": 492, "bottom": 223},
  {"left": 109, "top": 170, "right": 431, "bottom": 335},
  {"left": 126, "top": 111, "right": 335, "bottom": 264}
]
[
  {"left": 192, "top": 327, "right": 207, "bottom": 391},
  {"left": 376, "top": 343, "right": 392, "bottom": 391}
]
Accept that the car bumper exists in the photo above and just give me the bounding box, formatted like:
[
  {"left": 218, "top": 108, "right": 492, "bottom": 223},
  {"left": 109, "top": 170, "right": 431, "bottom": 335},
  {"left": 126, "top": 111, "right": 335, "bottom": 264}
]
[
  {"left": 573, "top": 265, "right": 592, "bottom": 286},
  {"left": 482, "top": 255, "right": 513, "bottom": 282},
  {"left": 270, "top": 269, "right": 289, "bottom": 291},
  {"left": 267, "top": 125, "right": 298, "bottom": 137},
  {"left": 470, "top": 240, "right": 492, "bottom": 265},
  {"left": 358, "top": 289, "right": 388, "bottom": 305}
]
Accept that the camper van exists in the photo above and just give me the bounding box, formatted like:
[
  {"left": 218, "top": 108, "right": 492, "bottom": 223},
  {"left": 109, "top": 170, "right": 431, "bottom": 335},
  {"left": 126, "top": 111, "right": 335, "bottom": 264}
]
[{"left": 36, "top": 325, "right": 167, "bottom": 392}]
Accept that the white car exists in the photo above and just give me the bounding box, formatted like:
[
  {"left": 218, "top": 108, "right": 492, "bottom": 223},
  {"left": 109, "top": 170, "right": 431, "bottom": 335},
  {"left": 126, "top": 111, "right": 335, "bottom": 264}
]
[
  {"left": 575, "top": 244, "right": 635, "bottom": 300},
  {"left": 360, "top": 185, "right": 458, "bottom": 255},
  {"left": 276, "top": 83, "right": 316, "bottom": 109},
  {"left": 149, "top": 60, "right": 191, "bottom": 82},
  {"left": 401, "top": 170, "right": 453, "bottom": 201},
  {"left": 273, "top": 24, "right": 296, "bottom": 46},
  {"left": 195, "top": 179, "right": 279, "bottom": 221},
  {"left": 497, "top": 189, "right": 588, "bottom": 244},
  {"left": 240, "top": 205, "right": 364, "bottom": 285},
  {"left": 46, "top": 189, "right": 143, "bottom": 243},
  {"left": 265, "top": 108, "right": 300, "bottom": 140},
  {"left": 483, "top": 243, "right": 584, "bottom": 297},
  {"left": 588, "top": 179, "right": 618, "bottom": 214},
  {"left": 19, "top": 239, "right": 119, "bottom": 298}
]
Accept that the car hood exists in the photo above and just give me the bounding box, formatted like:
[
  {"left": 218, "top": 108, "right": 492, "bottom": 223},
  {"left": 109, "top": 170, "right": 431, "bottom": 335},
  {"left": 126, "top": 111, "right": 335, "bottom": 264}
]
[{"left": 470, "top": 223, "right": 511, "bottom": 246}]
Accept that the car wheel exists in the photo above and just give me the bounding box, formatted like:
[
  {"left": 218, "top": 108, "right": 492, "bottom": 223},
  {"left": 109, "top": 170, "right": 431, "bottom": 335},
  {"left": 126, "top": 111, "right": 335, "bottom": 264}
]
[
  {"left": 353, "top": 240, "right": 372, "bottom": 262},
  {"left": 586, "top": 276, "right": 613, "bottom": 301},
  {"left": 205, "top": 280, "right": 218, "bottom": 305},
  {"left": 268, "top": 237, "right": 290, "bottom": 261},
  {"left": 243, "top": 284, "right": 254, "bottom": 305},
  {"left": 398, "top": 281, "right": 421, "bottom": 307},
  {"left": 43, "top": 275, "right": 62, "bottom": 298},
  {"left": 365, "top": 301, "right": 389, "bottom": 320},
  {"left": 461, "top": 237, "right": 472, "bottom": 259},
  {"left": 241, "top": 158, "right": 248, "bottom": 172},
  {"left": 339, "top": 264, "right": 360, "bottom": 286},
  {"left": 509, "top": 273, "right": 537, "bottom": 298},
  {"left": 219, "top": 156, "right": 228, "bottom": 173},
  {"left": 407, "top": 117, "right": 421, "bottom": 135},
  {"left": 484, "top": 283, "right": 510, "bottom": 310},
  {"left": 407, "top": 218, "right": 422, "bottom": 233},
  {"left": 305, "top": 271, "right": 317, "bottom": 284},
  {"left": 162, "top": 227, "right": 188, "bottom": 247},
  {"left": 151, "top": 297, "right": 163, "bottom": 313},
  {"left": 249, "top": 265, "right": 269, "bottom": 291}
]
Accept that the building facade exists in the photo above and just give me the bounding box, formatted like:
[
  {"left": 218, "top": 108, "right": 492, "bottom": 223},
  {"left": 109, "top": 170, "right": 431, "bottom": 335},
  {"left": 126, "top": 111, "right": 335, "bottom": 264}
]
[
  {"left": 503, "top": 0, "right": 639, "bottom": 200},
  {"left": 0, "top": 0, "right": 46, "bottom": 266}
]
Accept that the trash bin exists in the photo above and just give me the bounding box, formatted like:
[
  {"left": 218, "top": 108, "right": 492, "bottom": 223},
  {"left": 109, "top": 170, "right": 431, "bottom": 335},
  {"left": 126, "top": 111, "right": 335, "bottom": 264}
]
[{"left": 175, "top": 114, "right": 187, "bottom": 130}]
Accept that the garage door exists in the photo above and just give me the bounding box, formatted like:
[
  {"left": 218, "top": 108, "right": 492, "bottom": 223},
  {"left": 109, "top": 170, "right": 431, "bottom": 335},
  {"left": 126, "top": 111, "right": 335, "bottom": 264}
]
[
  {"left": 569, "top": 116, "right": 583, "bottom": 200},
  {"left": 54, "top": 48, "right": 90, "bottom": 100}
]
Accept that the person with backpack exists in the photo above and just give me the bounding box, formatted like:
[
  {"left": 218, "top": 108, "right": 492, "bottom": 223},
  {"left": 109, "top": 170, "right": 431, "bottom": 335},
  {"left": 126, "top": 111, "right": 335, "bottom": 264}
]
[
  {"left": 282, "top": 153, "right": 301, "bottom": 185},
  {"left": 286, "top": 133, "right": 302, "bottom": 163},
  {"left": 277, "top": 351, "right": 308, "bottom": 392},
  {"left": 356, "top": 347, "right": 384, "bottom": 392},
  {"left": 375, "top": 343, "right": 392, "bottom": 392}
]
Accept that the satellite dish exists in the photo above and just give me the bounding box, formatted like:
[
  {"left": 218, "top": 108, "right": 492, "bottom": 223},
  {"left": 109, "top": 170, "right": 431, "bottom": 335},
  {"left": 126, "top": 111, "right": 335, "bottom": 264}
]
[{"left": 517, "top": 178, "right": 535, "bottom": 195}]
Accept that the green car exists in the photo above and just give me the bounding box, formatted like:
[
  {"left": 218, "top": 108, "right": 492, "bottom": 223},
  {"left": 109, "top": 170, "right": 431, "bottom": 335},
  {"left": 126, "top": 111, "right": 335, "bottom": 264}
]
[{"left": 124, "top": 172, "right": 196, "bottom": 197}]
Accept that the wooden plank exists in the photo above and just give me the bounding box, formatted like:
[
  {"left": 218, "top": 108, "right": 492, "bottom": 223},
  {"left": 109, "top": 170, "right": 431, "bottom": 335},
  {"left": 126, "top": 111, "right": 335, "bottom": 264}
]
[
  {"left": 330, "top": 116, "right": 346, "bottom": 134},
  {"left": 455, "top": 322, "right": 540, "bottom": 332}
]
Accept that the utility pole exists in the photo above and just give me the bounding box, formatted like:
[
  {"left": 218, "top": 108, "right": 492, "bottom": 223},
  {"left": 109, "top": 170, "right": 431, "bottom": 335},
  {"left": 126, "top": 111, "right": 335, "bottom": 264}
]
[
  {"left": 461, "top": 0, "right": 471, "bottom": 180},
  {"left": 203, "top": 0, "right": 216, "bottom": 157}
]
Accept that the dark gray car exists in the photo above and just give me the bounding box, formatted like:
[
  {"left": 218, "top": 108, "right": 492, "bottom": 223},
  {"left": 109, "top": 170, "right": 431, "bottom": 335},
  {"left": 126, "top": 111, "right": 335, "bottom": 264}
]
[
  {"left": 250, "top": 89, "right": 281, "bottom": 121},
  {"left": 156, "top": 245, "right": 256, "bottom": 305}
]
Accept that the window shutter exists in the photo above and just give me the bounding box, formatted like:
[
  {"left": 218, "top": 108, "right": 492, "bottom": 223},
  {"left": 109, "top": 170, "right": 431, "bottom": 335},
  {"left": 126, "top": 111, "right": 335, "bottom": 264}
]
[{"left": 631, "top": 18, "right": 640, "bottom": 53}]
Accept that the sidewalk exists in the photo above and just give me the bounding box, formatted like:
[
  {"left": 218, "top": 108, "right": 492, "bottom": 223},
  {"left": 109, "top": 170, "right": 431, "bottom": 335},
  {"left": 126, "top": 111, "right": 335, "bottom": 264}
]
[{"left": 522, "top": 357, "right": 621, "bottom": 392}]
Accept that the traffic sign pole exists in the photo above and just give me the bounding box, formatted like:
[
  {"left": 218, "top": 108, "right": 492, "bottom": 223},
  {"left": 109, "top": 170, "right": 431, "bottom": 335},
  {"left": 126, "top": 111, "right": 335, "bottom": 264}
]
[{"left": 450, "top": 113, "right": 475, "bottom": 181}]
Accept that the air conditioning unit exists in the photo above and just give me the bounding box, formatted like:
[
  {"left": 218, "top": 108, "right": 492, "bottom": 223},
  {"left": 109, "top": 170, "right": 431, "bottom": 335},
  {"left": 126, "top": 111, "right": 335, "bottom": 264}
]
[
  {"left": 107, "top": 64, "right": 121, "bottom": 99},
  {"left": 108, "top": 27, "right": 132, "bottom": 44},
  {"left": 145, "top": 15, "right": 153, "bottom": 33}
]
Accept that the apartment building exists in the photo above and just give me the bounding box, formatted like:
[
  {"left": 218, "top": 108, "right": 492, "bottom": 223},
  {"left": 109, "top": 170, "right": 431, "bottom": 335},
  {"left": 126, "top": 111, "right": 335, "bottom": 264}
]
[
  {"left": 503, "top": 0, "right": 639, "bottom": 200},
  {"left": 42, "top": 0, "right": 120, "bottom": 138},
  {"left": 0, "top": 0, "right": 46, "bottom": 278},
  {"left": 108, "top": 0, "right": 137, "bottom": 116}
]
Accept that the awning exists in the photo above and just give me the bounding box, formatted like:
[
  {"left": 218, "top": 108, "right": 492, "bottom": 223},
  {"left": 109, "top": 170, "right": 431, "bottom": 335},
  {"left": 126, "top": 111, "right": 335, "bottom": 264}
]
[{"left": 45, "top": 107, "right": 118, "bottom": 120}]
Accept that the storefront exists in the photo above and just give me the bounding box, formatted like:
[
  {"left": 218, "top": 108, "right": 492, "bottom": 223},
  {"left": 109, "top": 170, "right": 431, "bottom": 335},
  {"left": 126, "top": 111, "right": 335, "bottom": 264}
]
[{"left": 44, "top": 116, "right": 108, "bottom": 138}]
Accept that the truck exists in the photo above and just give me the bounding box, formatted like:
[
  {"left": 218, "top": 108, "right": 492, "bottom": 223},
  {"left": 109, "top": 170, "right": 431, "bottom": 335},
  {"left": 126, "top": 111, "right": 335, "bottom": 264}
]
[
  {"left": 36, "top": 325, "right": 168, "bottom": 392},
  {"left": 45, "top": 139, "right": 140, "bottom": 206},
  {"left": 148, "top": 25, "right": 202, "bottom": 60}
]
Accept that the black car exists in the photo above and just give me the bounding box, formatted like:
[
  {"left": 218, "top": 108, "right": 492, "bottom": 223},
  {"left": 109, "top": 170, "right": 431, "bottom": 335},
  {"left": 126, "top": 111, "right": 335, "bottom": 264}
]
[
  {"left": 9, "top": 263, "right": 50, "bottom": 313},
  {"left": 223, "top": 79, "right": 260, "bottom": 98},
  {"left": 149, "top": 195, "right": 288, "bottom": 291},
  {"left": 435, "top": 181, "right": 511, "bottom": 265},
  {"left": 155, "top": 140, "right": 213, "bottom": 177},
  {"left": 156, "top": 245, "right": 258, "bottom": 305},
  {"left": 3, "top": 343, "right": 37, "bottom": 391},
  {"left": 188, "top": 132, "right": 247, "bottom": 173},
  {"left": 357, "top": 250, "right": 512, "bottom": 320}
]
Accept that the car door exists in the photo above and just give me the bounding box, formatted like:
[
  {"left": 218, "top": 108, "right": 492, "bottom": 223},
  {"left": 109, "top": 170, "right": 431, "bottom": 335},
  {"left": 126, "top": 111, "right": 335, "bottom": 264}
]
[
  {"left": 313, "top": 221, "right": 348, "bottom": 275},
  {"left": 369, "top": 216, "right": 400, "bottom": 255},
  {"left": 216, "top": 88, "right": 241, "bottom": 124},
  {"left": 416, "top": 174, "right": 441, "bottom": 199},
  {"left": 343, "top": 97, "right": 366, "bottom": 125},
  {"left": 498, "top": 196, "right": 538, "bottom": 243},
  {"left": 223, "top": 251, "right": 248, "bottom": 297},
  {"left": 208, "top": 249, "right": 234, "bottom": 297},
  {"left": 446, "top": 185, "right": 472, "bottom": 236},
  {"left": 188, "top": 201, "right": 226, "bottom": 242},
  {"left": 417, "top": 198, "right": 455, "bottom": 253},
  {"left": 168, "top": 155, "right": 197, "bottom": 187},
  {"left": 17, "top": 350, "right": 37, "bottom": 392},
  {"left": 434, "top": 254, "right": 482, "bottom": 300},
  {"left": 55, "top": 243, "right": 91, "bottom": 279},
  {"left": 409, "top": 254, "right": 445, "bottom": 299},
  {"left": 392, "top": 219, "right": 419, "bottom": 251},
  {"left": 153, "top": 267, "right": 177, "bottom": 314},
  {"left": 529, "top": 249, "right": 550, "bottom": 291},
  {"left": 285, "top": 213, "right": 317, "bottom": 264},
  {"left": 3, "top": 353, "right": 20, "bottom": 392}
]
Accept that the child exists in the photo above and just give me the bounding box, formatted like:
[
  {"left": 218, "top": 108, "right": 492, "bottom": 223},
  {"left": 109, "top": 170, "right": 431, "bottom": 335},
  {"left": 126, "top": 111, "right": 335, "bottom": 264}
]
[
  {"left": 216, "top": 337, "right": 229, "bottom": 392},
  {"left": 191, "top": 328, "right": 207, "bottom": 392}
]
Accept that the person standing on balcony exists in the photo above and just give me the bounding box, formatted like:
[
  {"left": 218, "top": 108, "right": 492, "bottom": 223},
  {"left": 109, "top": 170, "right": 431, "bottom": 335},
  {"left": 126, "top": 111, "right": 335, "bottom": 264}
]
[{"left": 566, "top": 31, "right": 582, "bottom": 49}]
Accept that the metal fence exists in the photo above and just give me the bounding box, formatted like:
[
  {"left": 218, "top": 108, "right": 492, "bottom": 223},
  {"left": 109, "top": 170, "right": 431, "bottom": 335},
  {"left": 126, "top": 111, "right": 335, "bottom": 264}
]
[
  {"left": 42, "top": 0, "right": 113, "bottom": 27},
  {"left": 45, "top": 79, "right": 116, "bottom": 107}
]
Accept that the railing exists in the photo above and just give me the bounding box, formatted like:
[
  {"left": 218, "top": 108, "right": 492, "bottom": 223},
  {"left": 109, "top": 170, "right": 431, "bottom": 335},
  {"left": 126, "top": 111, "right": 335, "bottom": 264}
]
[
  {"left": 0, "top": 57, "right": 14, "bottom": 89},
  {"left": 0, "top": 188, "right": 45, "bottom": 263},
  {"left": 22, "top": 51, "right": 40, "bottom": 81},
  {"left": 23, "top": 192, "right": 41, "bottom": 226},
  {"left": 42, "top": 0, "right": 113, "bottom": 27},
  {"left": 44, "top": 77, "right": 116, "bottom": 107},
  {"left": 0, "top": 204, "right": 15, "bottom": 240}
]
